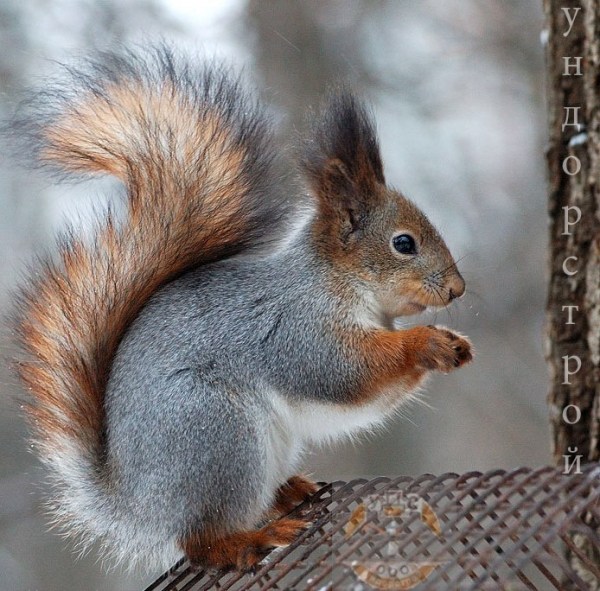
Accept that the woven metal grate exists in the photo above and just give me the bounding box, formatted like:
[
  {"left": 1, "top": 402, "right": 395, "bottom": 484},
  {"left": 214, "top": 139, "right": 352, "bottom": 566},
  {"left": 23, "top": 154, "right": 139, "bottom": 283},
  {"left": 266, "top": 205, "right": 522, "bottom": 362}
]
[{"left": 145, "top": 464, "right": 600, "bottom": 590}]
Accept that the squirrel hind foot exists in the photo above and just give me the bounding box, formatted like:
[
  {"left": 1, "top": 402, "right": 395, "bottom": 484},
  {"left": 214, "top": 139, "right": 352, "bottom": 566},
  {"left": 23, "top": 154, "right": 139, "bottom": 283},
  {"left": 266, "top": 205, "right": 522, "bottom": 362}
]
[
  {"left": 271, "top": 475, "right": 319, "bottom": 516},
  {"left": 180, "top": 517, "right": 309, "bottom": 572}
]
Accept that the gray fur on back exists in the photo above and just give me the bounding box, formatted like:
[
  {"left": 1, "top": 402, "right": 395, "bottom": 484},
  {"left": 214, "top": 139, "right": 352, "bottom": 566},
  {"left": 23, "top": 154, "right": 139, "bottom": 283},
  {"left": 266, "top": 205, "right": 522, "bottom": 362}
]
[{"left": 104, "top": 224, "right": 359, "bottom": 563}]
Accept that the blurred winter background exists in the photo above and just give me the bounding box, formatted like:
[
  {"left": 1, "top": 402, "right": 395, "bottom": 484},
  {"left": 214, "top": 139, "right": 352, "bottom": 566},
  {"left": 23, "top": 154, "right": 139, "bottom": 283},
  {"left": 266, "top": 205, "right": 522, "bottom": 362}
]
[{"left": 0, "top": 1, "right": 547, "bottom": 589}]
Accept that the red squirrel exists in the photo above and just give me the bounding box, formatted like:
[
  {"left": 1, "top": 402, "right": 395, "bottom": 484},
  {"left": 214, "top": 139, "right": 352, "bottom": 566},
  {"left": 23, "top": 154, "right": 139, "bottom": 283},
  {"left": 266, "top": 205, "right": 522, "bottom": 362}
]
[{"left": 13, "top": 46, "right": 472, "bottom": 572}]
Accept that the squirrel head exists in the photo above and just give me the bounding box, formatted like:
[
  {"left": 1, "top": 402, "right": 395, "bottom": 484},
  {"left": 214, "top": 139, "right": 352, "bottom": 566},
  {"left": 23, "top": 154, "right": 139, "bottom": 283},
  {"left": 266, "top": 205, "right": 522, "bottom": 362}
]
[{"left": 301, "top": 92, "right": 465, "bottom": 320}]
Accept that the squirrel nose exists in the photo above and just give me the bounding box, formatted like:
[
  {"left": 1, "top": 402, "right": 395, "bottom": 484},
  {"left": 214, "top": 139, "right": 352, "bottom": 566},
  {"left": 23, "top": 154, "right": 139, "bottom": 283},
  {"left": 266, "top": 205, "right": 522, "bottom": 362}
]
[{"left": 447, "top": 272, "right": 465, "bottom": 301}]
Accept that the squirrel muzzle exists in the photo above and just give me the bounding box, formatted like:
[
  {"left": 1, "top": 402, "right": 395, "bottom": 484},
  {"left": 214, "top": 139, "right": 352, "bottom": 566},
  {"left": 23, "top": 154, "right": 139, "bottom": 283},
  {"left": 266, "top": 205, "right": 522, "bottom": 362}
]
[{"left": 446, "top": 271, "right": 466, "bottom": 302}]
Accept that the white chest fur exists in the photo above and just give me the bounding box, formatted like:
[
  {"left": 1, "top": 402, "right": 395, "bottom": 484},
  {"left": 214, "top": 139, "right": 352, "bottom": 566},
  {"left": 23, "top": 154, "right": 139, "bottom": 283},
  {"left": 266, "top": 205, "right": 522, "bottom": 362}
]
[{"left": 263, "top": 389, "right": 402, "bottom": 493}]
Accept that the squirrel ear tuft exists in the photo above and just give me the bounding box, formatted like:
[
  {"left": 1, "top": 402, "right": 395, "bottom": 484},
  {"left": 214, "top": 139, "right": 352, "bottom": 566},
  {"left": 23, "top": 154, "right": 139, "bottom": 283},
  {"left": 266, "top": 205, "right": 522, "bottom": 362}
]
[{"left": 301, "top": 91, "right": 385, "bottom": 219}]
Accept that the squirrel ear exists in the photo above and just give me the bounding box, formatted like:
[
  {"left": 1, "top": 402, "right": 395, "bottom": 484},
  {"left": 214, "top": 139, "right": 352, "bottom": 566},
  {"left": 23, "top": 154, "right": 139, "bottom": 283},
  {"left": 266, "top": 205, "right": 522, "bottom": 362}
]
[{"left": 301, "top": 91, "right": 385, "bottom": 234}]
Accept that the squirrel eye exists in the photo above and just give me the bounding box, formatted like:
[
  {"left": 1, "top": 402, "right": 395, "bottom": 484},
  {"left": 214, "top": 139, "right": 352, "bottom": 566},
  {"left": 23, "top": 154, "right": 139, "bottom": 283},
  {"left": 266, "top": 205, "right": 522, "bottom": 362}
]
[{"left": 392, "top": 234, "right": 417, "bottom": 255}]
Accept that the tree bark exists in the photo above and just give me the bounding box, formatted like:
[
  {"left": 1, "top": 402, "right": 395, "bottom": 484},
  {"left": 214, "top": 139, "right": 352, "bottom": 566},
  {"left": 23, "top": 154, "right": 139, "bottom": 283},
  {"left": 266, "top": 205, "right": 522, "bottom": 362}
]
[
  {"left": 544, "top": 0, "right": 600, "bottom": 464},
  {"left": 544, "top": 1, "right": 600, "bottom": 587}
]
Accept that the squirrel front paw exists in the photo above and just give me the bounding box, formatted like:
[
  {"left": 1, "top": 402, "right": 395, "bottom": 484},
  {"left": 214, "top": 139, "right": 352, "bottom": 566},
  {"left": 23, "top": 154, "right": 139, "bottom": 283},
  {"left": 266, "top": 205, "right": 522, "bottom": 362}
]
[{"left": 417, "top": 325, "right": 473, "bottom": 373}]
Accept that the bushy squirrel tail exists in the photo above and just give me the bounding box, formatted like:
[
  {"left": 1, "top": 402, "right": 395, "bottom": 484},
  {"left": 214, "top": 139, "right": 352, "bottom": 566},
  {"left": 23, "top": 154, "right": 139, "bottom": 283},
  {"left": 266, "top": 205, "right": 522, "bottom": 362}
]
[{"left": 13, "top": 46, "right": 284, "bottom": 559}]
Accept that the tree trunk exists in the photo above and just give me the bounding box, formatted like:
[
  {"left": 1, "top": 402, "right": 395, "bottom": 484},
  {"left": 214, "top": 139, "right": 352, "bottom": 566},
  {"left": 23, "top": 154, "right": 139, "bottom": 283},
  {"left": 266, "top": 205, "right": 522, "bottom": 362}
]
[
  {"left": 544, "top": 0, "right": 600, "bottom": 465},
  {"left": 544, "top": 1, "right": 600, "bottom": 587}
]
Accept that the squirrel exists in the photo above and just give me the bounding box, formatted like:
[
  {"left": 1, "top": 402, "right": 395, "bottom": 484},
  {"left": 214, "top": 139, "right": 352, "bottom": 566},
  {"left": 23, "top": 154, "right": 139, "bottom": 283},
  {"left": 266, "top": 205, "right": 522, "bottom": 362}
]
[{"left": 13, "top": 46, "right": 472, "bottom": 572}]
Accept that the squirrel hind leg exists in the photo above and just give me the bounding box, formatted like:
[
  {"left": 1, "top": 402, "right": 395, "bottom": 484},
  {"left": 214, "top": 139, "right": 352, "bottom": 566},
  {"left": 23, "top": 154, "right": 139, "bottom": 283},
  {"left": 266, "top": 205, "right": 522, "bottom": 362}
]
[
  {"left": 180, "top": 517, "right": 309, "bottom": 572},
  {"left": 271, "top": 475, "right": 319, "bottom": 517}
]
